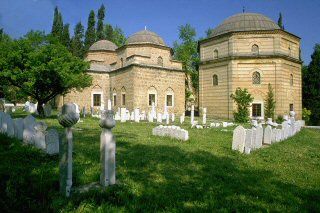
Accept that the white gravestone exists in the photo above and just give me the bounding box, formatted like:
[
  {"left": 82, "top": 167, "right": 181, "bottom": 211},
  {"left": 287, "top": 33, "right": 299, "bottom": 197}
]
[
  {"left": 202, "top": 108, "right": 207, "bottom": 125},
  {"left": 263, "top": 125, "right": 272, "bottom": 145},
  {"left": 254, "top": 126, "right": 263, "bottom": 149},
  {"left": 13, "top": 118, "right": 24, "bottom": 140},
  {"left": 180, "top": 115, "right": 184, "bottom": 124},
  {"left": 100, "top": 110, "right": 116, "bottom": 186},
  {"left": 120, "top": 108, "right": 126, "bottom": 122},
  {"left": 244, "top": 129, "right": 253, "bottom": 154},
  {"left": 23, "top": 115, "right": 36, "bottom": 144},
  {"left": 4, "top": 114, "right": 14, "bottom": 137},
  {"left": 45, "top": 129, "right": 59, "bottom": 155},
  {"left": 134, "top": 108, "right": 140, "bottom": 123},
  {"left": 148, "top": 112, "right": 153, "bottom": 122},
  {"left": 191, "top": 105, "right": 194, "bottom": 125},
  {"left": 171, "top": 113, "right": 175, "bottom": 122},
  {"left": 34, "top": 122, "right": 48, "bottom": 150},
  {"left": 232, "top": 125, "right": 246, "bottom": 153}
]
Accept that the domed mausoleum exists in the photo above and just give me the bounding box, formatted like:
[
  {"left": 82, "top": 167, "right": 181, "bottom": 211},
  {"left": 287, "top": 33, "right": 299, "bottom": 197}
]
[
  {"left": 199, "top": 13, "right": 302, "bottom": 119},
  {"left": 62, "top": 30, "right": 185, "bottom": 115}
]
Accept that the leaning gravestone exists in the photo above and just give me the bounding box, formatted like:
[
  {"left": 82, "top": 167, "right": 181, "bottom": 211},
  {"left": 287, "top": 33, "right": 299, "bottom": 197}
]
[
  {"left": 45, "top": 129, "right": 59, "bottom": 155},
  {"left": 34, "top": 122, "right": 48, "bottom": 150},
  {"left": 13, "top": 118, "right": 24, "bottom": 140},
  {"left": 0, "top": 112, "right": 4, "bottom": 133},
  {"left": 232, "top": 125, "right": 246, "bottom": 153},
  {"left": 263, "top": 125, "right": 272, "bottom": 145}
]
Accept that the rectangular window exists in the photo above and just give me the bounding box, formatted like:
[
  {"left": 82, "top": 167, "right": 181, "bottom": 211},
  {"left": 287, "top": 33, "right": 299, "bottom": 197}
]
[
  {"left": 166, "top": 95, "right": 173, "bottom": 107},
  {"left": 113, "top": 95, "right": 117, "bottom": 106},
  {"left": 122, "top": 94, "right": 126, "bottom": 106},
  {"left": 290, "top": 104, "right": 294, "bottom": 111},
  {"left": 149, "top": 94, "right": 155, "bottom": 106},
  {"left": 93, "top": 94, "right": 101, "bottom": 107},
  {"left": 252, "top": 103, "right": 261, "bottom": 117}
]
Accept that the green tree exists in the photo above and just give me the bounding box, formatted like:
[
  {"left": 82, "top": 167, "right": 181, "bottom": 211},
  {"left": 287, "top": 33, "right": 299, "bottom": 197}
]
[
  {"left": 61, "top": 24, "right": 70, "bottom": 48},
  {"left": 278, "top": 12, "right": 284, "bottom": 30},
  {"left": 96, "top": 4, "right": 106, "bottom": 40},
  {"left": 303, "top": 44, "right": 320, "bottom": 125},
  {"left": 264, "top": 83, "right": 276, "bottom": 120},
  {"left": 84, "top": 10, "right": 96, "bottom": 51},
  {"left": 230, "top": 88, "right": 254, "bottom": 123},
  {"left": 0, "top": 31, "right": 92, "bottom": 117},
  {"left": 103, "top": 24, "right": 126, "bottom": 47},
  {"left": 205, "top": 28, "right": 213, "bottom": 38},
  {"left": 104, "top": 24, "right": 113, "bottom": 41},
  {"left": 70, "top": 22, "right": 85, "bottom": 58},
  {"left": 173, "top": 24, "right": 199, "bottom": 103},
  {"left": 51, "top": 7, "right": 64, "bottom": 41}
]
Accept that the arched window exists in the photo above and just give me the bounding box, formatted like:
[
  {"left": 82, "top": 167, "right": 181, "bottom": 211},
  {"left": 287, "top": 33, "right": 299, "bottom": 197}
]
[
  {"left": 148, "top": 86, "right": 157, "bottom": 106},
  {"left": 290, "top": 74, "right": 293, "bottom": 86},
  {"left": 212, "top": 74, "right": 218, "bottom": 86},
  {"left": 120, "top": 58, "right": 124, "bottom": 68},
  {"left": 213, "top": 49, "right": 218, "bottom": 59},
  {"left": 157, "top": 56, "right": 163, "bottom": 66},
  {"left": 121, "top": 87, "right": 126, "bottom": 106},
  {"left": 252, "top": 44, "right": 259, "bottom": 55},
  {"left": 252, "top": 71, "right": 261, "bottom": 84},
  {"left": 165, "top": 88, "right": 174, "bottom": 107},
  {"left": 112, "top": 88, "right": 117, "bottom": 106}
]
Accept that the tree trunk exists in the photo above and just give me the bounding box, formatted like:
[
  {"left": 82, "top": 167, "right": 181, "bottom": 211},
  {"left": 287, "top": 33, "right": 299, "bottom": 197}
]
[{"left": 37, "top": 102, "right": 45, "bottom": 118}]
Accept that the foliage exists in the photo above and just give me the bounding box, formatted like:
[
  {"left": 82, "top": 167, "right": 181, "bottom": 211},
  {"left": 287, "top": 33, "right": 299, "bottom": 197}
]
[
  {"left": 278, "top": 12, "right": 284, "bottom": 30},
  {"left": 51, "top": 7, "right": 64, "bottom": 42},
  {"left": 0, "top": 31, "right": 92, "bottom": 116},
  {"left": 84, "top": 10, "right": 96, "bottom": 51},
  {"left": 1, "top": 111, "right": 320, "bottom": 212},
  {"left": 264, "top": 83, "right": 276, "bottom": 120},
  {"left": 104, "top": 24, "right": 126, "bottom": 47},
  {"left": 96, "top": 4, "right": 106, "bottom": 40},
  {"left": 205, "top": 28, "right": 213, "bottom": 38},
  {"left": 230, "top": 87, "right": 254, "bottom": 123},
  {"left": 276, "top": 115, "right": 284, "bottom": 124},
  {"left": 70, "top": 22, "right": 85, "bottom": 58},
  {"left": 61, "top": 24, "right": 70, "bottom": 48},
  {"left": 173, "top": 24, "right": 200, "bottom": 102},
  {"left": 302, "top": 108, "right": 312, "bottom": 125},
  {"left": 302, "top": 44, "right": 320, "bottom": 125}
]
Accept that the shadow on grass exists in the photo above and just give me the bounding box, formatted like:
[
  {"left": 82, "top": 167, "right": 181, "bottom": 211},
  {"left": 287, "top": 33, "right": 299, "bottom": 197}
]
[{"left": 0, "top": 131, "right": 319, "bottom": 212}]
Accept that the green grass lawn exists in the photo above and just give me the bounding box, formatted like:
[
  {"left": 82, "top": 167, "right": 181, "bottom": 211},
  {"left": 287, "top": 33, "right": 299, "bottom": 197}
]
[{"left": 1, "top": 111, "right": 320, "bottom": 212}]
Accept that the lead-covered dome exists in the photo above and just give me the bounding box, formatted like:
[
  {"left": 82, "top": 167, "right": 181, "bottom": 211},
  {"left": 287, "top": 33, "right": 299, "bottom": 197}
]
[
  {"left": 127, "top": 30, "right": 166, "bottom": 46},
  {"left": 89, "top": 40, "right": 118, "bottom": 51},
  {"left": 210, "top": 13, "right": 280, "bottom": 37}
]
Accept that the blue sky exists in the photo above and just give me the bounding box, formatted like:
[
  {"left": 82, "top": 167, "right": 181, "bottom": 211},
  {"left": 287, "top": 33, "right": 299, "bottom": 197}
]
[{"left": 0, "top": 0, "right": 319, "bottom": 64}]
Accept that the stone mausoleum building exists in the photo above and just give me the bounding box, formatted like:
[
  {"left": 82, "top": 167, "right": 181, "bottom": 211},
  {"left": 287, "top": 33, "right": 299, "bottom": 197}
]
[
  {"left": 199, "top": 13, "right": 302, "bottom": 120},
  {"left": 62, "top": 30, "right": 185, "bottom": 114}
]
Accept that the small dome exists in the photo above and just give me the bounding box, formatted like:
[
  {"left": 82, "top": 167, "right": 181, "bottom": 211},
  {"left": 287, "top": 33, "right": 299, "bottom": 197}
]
[
  {"left": 210, "top": 13, "right": 280, "bottom": 37},
  {"left": 127, "top": 30, "right": 166, "bottom": 46},
  {"left": 89, "top": 40, "right": 117, "bottom": 51}
]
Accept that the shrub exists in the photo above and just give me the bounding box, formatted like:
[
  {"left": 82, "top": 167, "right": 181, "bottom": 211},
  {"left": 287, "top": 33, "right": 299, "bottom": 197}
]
[
  {"left": 230, "top": 88, "right": 253, "bottom": 123},
  {"left": 302, "top": 108, "right": 312, "bottom": 124}
]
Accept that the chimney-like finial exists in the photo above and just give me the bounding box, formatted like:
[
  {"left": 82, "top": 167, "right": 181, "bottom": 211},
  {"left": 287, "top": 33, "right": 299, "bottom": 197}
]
[{"left": 242, "top": 6, "right": 245, "bottom": 13}]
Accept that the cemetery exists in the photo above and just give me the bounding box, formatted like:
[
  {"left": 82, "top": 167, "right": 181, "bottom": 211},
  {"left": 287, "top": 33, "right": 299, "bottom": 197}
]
[{"left": 0, "top": 103, "right": 319, "bottom": 212}]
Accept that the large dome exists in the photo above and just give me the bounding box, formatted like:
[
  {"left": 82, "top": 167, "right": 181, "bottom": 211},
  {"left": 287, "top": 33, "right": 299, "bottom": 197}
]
[
  {"left": 210, "top": 13, "right": 280, "bottom": 37},
  {"left": 127, "top": 30, "right": 166, "bottom": 46},
  {"left": 89, "top": 40, "right": 118, "bottom": 51}
]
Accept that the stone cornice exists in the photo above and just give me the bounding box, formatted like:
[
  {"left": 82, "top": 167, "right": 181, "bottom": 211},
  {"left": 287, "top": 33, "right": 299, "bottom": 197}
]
[
  {"left": 87, "top": 63, "right": 184, "bottom": 74},
  {"left": 200, "top": 54, "right": 302, "bottom": 65}
]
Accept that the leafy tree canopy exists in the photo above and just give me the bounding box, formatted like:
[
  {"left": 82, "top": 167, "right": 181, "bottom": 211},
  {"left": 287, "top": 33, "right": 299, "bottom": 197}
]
[{"left": 0, "top": 31, "right": 92, "bottom": 116}]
